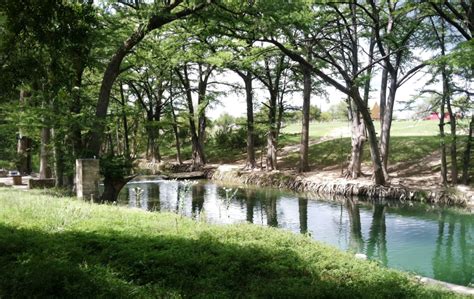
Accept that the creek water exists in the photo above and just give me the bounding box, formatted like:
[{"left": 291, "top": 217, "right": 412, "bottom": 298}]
[{"left": 118, "top": 177, "right": 473, "bottom": 286}]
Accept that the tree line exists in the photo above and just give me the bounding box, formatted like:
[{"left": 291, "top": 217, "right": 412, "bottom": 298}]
[{"left": 0, "top": 0, "right": 472, "bottom": 200}]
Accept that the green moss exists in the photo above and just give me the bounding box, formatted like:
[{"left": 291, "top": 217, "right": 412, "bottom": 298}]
[{"left": 0, "top": 188, "right": 462, "bottom": 298}]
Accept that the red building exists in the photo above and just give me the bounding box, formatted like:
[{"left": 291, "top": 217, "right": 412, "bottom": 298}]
[{"left": 424, "top": 112, "right": 450, "bottom": 120}]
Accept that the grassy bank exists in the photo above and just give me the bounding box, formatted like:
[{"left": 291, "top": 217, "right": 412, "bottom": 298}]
[
  {"left": 0, "top": 188, "right": 461, "bottom": 298},
  {"left": 281, "top": 136, "right": 443, "bottom": 170}
]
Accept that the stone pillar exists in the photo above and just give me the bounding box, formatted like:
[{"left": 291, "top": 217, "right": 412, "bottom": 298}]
[{"left": 76, "top": 159, "right": 100, "bottom": 200}]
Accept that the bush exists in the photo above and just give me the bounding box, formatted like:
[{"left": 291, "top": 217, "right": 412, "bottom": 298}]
[
  {"left": 99, "top": 154, "right": 133, "bottom": 179},
  {"left": 213, "top": 127, "right": 247, "bottom": 149},
  {"left": 213, "top": 126, "right": 266, "bottom": 150}
]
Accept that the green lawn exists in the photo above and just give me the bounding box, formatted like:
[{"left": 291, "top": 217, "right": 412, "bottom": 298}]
[
  {"left": 282, "top": 119, "right": 469, "bottom": 138},
  {"left": 281, "top": 136, "right": 468, "bottom": 171},
  {"left": 279, "top": 120, "right": 472, "bottom": 170},
  {"left": 282, "top": 120, "right": 350, "bottom": 137},
  {"left": 0, "top": 188, "right": 459, "bottom": 298},
  {"left": 281, "top": 120, "right": 443, "bottom": 139}
]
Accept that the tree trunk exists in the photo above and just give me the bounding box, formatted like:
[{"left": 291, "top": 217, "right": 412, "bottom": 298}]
[
  {"left": 115, "top": 119, "right": 123, "bottom": 155},
  {"left": 437, "top": 19, "right": 457, "bottom": 184},
  {"left": 346, "top": 31, "right": 374, "bottom": 178},
  {"left": 379, "top": 65, "right": 388, "bottom": 128},
  {"left": 170, "top": 101, "right": 182, "bottom": 164},
  {"left": 120, "top": 83, "right": 130, "bottom": 158},
  {"left": 379, "top": 75, "right": 398, "bottom": 178},
  {"left": 378, "top": 6, "right": 393, "bottom": 132},
  {"left": 17, "top": 90, "right": 32, "bottom": 175},
  {"left": 461, "top": 115, "right": 473, "bottom": 184},
  {"left": 152, "top": 84, "right": 164, "bottom": 163},
  {"left": 346, "top": 100, "right": 366, "bottom": 179},
  {"left": 439, "top": 91, "right": 448, "bottom": 186},
  {"left": 242, "top": 71, "right": 256, "bottom": 169},
  {"left": 39, "top": 127, "right": 52, "bottom": 179},
  {"left": 188, "top": 99, "right": 206, "bottom": 168},
  {"left": 266, "top": 92, "right": 278, "bottom": 171},
  {"left": 146, "top": 120, "right": 160, "bottom": 163},
  {"left": 71, "top": 66, "right": 84, "bottom": 158},
  {"left": 276, "top": 94, "right": 285, "bottom": 138},
  {"left": 177, "top": 66, "right": 206, "bottom": 168},
  {"left": 445, "top": 80, "right": 458, "bottom": 184},
  {"left": 17, "top": 134, "right": 32, "bottom": 175},
  {"left": 197, "top": 64, "right": 212, "bottom": 150},
  {"left": 101, "top": 175, "right": 136, "bottom": 202},
  {"left": 351, "top": 89, "right": 385, "bottom": 185},
  {"left": 154, "top": 123, "right": 161, "bottom": 163},
  {"left": 52, "top": 128, "right": 65, "bottom": 187},
  {"left": 299, "top": 66, "right": 311, "bottom": 172}
]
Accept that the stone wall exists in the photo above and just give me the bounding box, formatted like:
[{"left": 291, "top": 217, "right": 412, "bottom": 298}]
[{"left": 76, "top": 159, "right": 100, "bottom": 200}]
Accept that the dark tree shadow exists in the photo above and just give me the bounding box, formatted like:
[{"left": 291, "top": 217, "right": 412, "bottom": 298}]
[{"left": 0, "top": 221, "right": 426, "bottom": 298}]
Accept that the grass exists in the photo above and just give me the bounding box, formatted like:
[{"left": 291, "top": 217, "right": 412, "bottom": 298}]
[
  {"left": 282, "top": 120, "right": 468, "bottom": 138},
  {"left": 281, "top": 136, "right": 469, "bottom": 171},
  {"left": 0, "top": 188, "right": 460, "bottom": 298},
  {"left": 282, "top": 121, "right": 350, "bottom": 138}
]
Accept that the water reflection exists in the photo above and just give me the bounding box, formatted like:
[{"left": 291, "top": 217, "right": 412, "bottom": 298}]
[
  {"left": 298, "top": 198, "right": 308, "bottom": 234},
  {"left": 265, "top": 191, "right": 278, "bottom": 227},
  {"left": 346, "top": 198, "right": 364, "bottom": 254},
  {"left": 192, "top": 184, "right": 205, "bottom": 216},
  {"left": 366, "top": 204, "right": 387, "bottom": 266},
  {"left": 433, "top": 212, "right": 473, "bottom": 285},
  {"left": 245, "top": 190, "right": 256, "bottom": 223},
  {"left": 119, "top": 178, "right": 473, "bottom": 286}
]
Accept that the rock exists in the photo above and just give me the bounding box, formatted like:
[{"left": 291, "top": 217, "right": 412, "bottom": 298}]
[
  {"left": 166, "top": 172, "right": 206, "bottom": 180},
  {"left": 355, "top": 253, "right": 367, "bottom": 260}
]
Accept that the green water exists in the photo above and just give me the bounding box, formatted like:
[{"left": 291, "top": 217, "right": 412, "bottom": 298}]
[{"left": 118, "top": 178, "right": 473, "bottom": 286}]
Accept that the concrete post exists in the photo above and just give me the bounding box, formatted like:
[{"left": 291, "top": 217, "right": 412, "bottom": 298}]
[{"left": 76, "top": 159, "right": 100, "bottom": 200}]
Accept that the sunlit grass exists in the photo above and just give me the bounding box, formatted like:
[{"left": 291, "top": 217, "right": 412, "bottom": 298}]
[{"left": 282, "top": 135, "right": 467, "bottom": 170}]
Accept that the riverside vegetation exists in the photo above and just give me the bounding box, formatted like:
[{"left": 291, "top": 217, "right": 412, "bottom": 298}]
[{"left": 0, "top": 188, "right": 465, "bottom": 298}]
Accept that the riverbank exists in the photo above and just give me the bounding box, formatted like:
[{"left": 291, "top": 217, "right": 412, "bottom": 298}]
[
  {"left": 0, "top": 188, "right": 463, "bottom": 298},
  {"left": 209, "top": 165, "right": 474, "bottom": 207}
]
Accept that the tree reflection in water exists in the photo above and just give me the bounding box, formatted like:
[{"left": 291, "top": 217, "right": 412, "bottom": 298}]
[
  {"left": 433, "top": 212, "right": 473, "bottom": 286},
  {"left": 192, "top": 184, "right": 205, "bottom": 217},
  {"left": 345, "top": 198, "right": 364, "bottom": 254},
  {"left": 147, "top": 183, "right": 160, "bottom": 212},
  {"left": 299, "top": 197, "right": 308, "bottom": 234},
  {"left": 245, "top": 189, "right": 256, "bottom": 223},
  {"left": 366, "top": 204, "right": 387, "bottom": 266},
  {"left": 265, "top": 191, "right": 278, "bottom": 227}
]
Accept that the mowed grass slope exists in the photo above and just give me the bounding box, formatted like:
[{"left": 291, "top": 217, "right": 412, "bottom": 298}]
[
  {"left": 281, "top": 120, "right": 470, "bottom": 171},
  {"left": 281, "top": 120, "right": 442, "bottom": 138},
  {"left": 0, "top": 188, "right": 459, "bottom": 298},
  {"left": 281, "top": 136, "right": 448, "bottom": 170}
]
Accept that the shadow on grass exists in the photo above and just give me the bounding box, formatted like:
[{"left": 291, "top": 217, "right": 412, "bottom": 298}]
[{"left": 0, "top": 222, "right": 424, "bottom": 298}]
